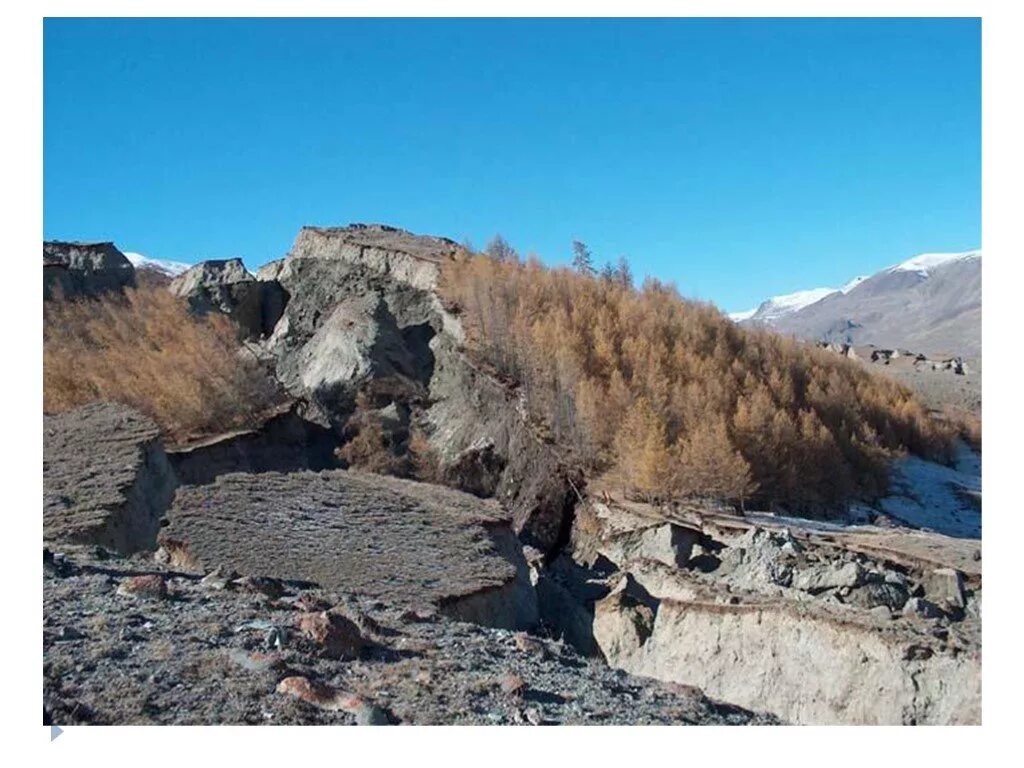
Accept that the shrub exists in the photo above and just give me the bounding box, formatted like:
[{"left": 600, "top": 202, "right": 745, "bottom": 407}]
[
  {"left": 336, "top": 392, "right": 411, "bottom": 476},
  {"left": 44, "top": 286, "right": 283, "bottom": 443},
  {"left": 440, "top": 253, "right": 956, "bottom": 507}
]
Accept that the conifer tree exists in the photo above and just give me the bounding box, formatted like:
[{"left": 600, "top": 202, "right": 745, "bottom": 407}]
[
  {"left": 614, "top": 255, "right": 633, "bottom": 288},
  {"left": 673, "top": 418, "right": 757, "bottom": 502},
  {"left": 572, "top": 240, "right": 595, "bottom": 276},
  {"left": 485, "top": 234, "right": 518, "bottom": 263},
  {"left": 438, "top": 250, "right": 956, "bottom": 507}
]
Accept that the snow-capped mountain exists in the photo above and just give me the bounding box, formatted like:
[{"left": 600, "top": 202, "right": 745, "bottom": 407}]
[
  {"left": 885, "top": 250, "right": 980, "bottom": 277},
  {"left": 729, "top": 275, "right": 868, "bottom": 324},
  {"left": 124, "top": 252, "right": 191, "bottom": 277},
  {"left": 732, "top": 249, "right": 981, "bottom": 357}
]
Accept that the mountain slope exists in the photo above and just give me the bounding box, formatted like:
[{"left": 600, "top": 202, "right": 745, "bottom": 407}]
[{"left": 735, "top": 250, "right": 980, "bottom": 357}]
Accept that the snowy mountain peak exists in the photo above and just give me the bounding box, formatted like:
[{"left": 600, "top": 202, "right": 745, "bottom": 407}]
[
  {"left": 887, "top": 250, "right": 980, "bottom": 277},
  {"left": 728, "top": 249, "right": 980, "bottom": 325},
  {"left": 124, "top": 252, "right": 192, "bottom": 277},
  {"left": 728, "top": 307, "right": 758, "bottom": 322},
  {"left": 729, "top": 286, "right": 836, "bottom": 323}
]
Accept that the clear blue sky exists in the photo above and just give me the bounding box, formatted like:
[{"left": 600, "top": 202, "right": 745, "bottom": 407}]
[{"left": 44, "top": 17, "right": 980, "bottom": 312}]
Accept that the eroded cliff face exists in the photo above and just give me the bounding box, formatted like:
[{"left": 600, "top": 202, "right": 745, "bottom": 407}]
[
  {"left": 546, "top": 499, "right": 981, "bottom": 725},
  {"left": 594, "top": 569, "right": 979, "bottom": 725},
  {"left": 43, "top": 403, "right": 177, "bottom": 554},
  {"left": 43, "top": 241, "right": 136, "bottom": 300},
  {"left": 249, "top": 224, "right": 583, "bottom": 553}
]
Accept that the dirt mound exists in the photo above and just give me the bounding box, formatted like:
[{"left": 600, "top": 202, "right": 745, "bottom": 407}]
[{"left": 161, "top": 470, "right": 538, "bottom": 629}]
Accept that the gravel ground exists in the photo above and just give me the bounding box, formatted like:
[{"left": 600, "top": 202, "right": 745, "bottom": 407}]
[{"left": 43, "top": 545, "right": 776, "bottom": 726}]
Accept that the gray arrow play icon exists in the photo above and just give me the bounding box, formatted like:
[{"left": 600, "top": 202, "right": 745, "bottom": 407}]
[{"left": 50, "top": 725, "right": 63, "bottom": 741}]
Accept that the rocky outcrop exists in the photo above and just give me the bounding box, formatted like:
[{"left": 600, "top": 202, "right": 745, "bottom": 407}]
[
  {"left": 160, "top": 469, "right": 538, "bottom": 630},
  {"left": 254, "top": 224, "right": 582, "bottom": 553},
  {"left": 257, "top": 225, "right": 460, "bottom": 415},
  {"left": 43, "top": 403, "right": 177, "bottom": 554},
  {"left": 275, "top": 223, "right": 463, "bottom": 291},
  {"left": 593, "top": 568, "right": 980, "bottom": 725},
  {"left": 547, "top": 497, "right": 982, "bottom": 724},
  {"left": 43, "top": 241, "right": 136, "bottom": 300},
  {"left": 170, "top": 258, "right": 287, "bottom": 339}
]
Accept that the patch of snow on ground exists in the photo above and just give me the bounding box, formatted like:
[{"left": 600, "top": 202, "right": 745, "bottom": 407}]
[{"left": 877, "top": 441, "right": 980, "bottom": 539}]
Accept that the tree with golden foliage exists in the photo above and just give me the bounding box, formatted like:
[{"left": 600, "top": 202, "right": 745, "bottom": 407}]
[
  {"left": 612, "top": 398, "right": 675, "bottom": 501},
  {"left": 672, "top": 417, "right": 757, "bottom": 503},
  {"left": 440, "top": 252, "right": 956, "bottom": 508}
]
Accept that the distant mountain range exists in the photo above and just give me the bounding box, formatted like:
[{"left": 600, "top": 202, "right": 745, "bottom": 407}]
[
  {"left": 124, "top": 252, "right": 191, "bottom": 277},
  {"left": 731, "top": 250, "right": 981, "bottom": 357}
]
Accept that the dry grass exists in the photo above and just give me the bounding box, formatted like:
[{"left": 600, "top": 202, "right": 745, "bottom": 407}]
[
  {"left": 940, "top": 406, "right": 982, "bottom": 452},
  {"left": 44, "top": 286, "right": 284, "bottom": 443}
]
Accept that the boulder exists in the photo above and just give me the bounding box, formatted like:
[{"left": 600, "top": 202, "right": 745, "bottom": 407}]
[
  {"left": 923, "top": 568, "right": 966, "bottom": 611},
  {"left": 294, "top": 611, "right": 368, "bottom": 659},
  {"left": 44, "top": 402, "right": 178, "bottom": 554},
  {"left": 116, "top": 574, "right": 168, "bottom": 600},
  {"left": 160, "top": 469, "right": 538, "bottom": 630},
  {"left": 791, "top": 561, "right": 866, "bottom": 592},
  {"left": 902, "top": 596, "right": 945, "bottom": 620},
  {"left": 43, "top": 241, "right": 135, "bottom": 300},
  {"left": 715, "top": 527, "right": 795, "bottom": 588},
  {"left": 592, "top": 574, "right": 658, "bottom": 661},
  {"left": 170, "top": 258, "right": 286, "bottom": 339},
  {"left": 598, "top": 523, "right": 699, "bottom": 569}
]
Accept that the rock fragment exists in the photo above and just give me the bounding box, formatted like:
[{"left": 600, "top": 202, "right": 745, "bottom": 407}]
[
  {"left": 116, "top": 575, "right": 168, "bottom": 600},
  {"left": 275, "top": 676, "right": 394, "bottom": 724},
  {"left": 902, "top": 596, "right": 945, "bottom": 620},
  {"left": 498, "top": 673, "right": 527, "bottom": 697},
  {"left": 924, "top": 568, "right": 966, "bottom": 611},
  {"left": 295, "top": 611, "right": 367, "bottom": 660},
  {"left": 791, "top": 561, "right": 865, "bottom": 592}
]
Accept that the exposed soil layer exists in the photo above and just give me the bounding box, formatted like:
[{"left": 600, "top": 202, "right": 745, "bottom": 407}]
[
  {"left": 161, "top": 470, "right": 538, "bottom": 629},
  {"left": 44, "top": 403, "right": 177, "bottom": 554}
]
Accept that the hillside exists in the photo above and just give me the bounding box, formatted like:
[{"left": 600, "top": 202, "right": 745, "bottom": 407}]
[
  {"left": 42, "top": 226, "right": 981, "bottom": 726},
  {"left": 441, "top": 252, "right": 955, "bottom": 509}
]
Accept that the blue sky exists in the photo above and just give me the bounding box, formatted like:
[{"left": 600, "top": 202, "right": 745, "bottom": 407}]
[{"left": 44, "top": 17, "right": 980, "bottom": 312}]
